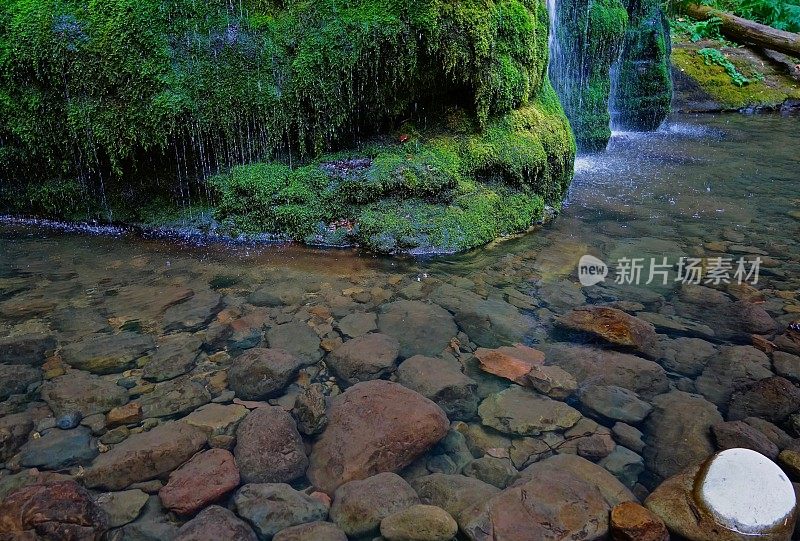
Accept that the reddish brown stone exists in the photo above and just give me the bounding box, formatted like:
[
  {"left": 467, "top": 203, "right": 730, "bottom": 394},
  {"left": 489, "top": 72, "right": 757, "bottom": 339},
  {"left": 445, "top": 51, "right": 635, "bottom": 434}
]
[
  {"left": 475, "top": 345, "right": 544, "bottom": 384},
  {"left": 308, "top": 380, "right": 449, "bottom": 495},
  {"left": 0, "top": 480, "right": 107, "bottom": 540},
  {"left": 159, "top": 449, "right": 240, "bottom": 515},
  {"left": 557, "top": 306, "right": 657, "bottom": 350},
  {"left": 611, "top": 501, "right": 669, "bottom": 541},
  {"left": 106, "top": 402, "right": 143, "bottom": 427}
]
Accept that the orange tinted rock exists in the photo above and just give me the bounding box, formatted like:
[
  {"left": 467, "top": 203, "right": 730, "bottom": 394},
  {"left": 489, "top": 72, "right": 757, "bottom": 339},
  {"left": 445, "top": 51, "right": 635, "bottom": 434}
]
[
  {"left": 475, "top": 345, "right": 544, "bottom": 384},
  {"left": 611, "top": 501, "right": 669, "bottom": 541},
  {"left": 106, "top": 403, "right": 142, "bottom": 427},
  {"left": 159, "top": 449, "right": 240, "bottom": 515},
  {"left": 558, "top": 306, "right": 657, "bottom": 350}
]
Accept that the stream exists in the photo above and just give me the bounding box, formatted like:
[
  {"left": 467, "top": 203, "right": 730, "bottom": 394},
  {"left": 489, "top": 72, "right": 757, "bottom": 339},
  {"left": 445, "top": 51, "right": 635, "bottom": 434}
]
[{"left": 1, "top": 112, "right": 799, "bottom": 537}]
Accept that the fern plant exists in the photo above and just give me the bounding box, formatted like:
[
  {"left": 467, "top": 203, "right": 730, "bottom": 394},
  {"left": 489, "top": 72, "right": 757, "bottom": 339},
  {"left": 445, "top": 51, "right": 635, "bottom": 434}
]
[{"left": 698, "top": 47, "right": 752, "bottom": 85}]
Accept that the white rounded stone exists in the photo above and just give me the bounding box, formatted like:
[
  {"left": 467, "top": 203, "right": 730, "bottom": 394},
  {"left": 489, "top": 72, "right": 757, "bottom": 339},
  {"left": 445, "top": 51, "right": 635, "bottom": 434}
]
[{"left": 697, "top": 448, "right": 796, "bottom": 535}]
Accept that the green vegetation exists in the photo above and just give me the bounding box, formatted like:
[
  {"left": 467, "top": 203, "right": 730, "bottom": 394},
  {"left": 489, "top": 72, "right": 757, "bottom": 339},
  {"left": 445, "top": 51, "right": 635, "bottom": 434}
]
[
  {"left": 671, "top": 43, "right": 800, "bottom": 108},
  {"left": 552, "top": 0, "right": 629, "bottom": 151},
  {"left": 696, "top": 0, "right": 800, "bottom": 31},
  {"left": 612, "top": 0, "right": 673, "bottom": 130},
  {"left": 0, "top": 0, "right": 577, "bottom": 252},
  {"left": 211, "top": 84, "right": 576, "bottom": 253},
  {"left": 698, "top": 47, "right": 752, "bottom": 85},
  {"left": 670, "top": 15, "right": 724, "bottom": 41}
]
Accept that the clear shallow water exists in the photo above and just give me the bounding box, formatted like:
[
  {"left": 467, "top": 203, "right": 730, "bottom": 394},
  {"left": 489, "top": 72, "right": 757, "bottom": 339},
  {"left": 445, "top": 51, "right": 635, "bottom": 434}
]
[{"left": 1, "top": 113, "right": 799, "bottom": 535}]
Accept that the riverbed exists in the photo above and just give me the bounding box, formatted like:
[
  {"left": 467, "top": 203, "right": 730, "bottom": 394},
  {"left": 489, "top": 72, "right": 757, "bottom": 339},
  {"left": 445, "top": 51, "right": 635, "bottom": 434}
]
[{"left": 1, "top": 112, "right": 799, "bottom": 538}]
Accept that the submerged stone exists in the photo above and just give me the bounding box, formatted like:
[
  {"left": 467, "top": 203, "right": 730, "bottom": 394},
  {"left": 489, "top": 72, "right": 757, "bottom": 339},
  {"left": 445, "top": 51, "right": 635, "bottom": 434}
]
[{"left": 646, "top": 449, "right": 797, "bottom": 541}]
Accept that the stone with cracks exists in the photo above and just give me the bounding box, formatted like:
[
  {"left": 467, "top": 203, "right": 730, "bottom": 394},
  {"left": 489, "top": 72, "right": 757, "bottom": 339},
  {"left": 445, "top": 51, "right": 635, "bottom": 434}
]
[
  {"left": 478, "top": 385, "right": 582, "bottom": 436},
  {"left": 234, "top": 405, "right": 308, "bottom": 484}
]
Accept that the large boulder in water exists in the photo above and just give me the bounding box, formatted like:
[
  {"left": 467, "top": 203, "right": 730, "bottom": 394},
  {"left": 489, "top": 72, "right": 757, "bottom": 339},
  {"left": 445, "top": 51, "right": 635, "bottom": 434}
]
[
  {"left": 308, "top": 380, "right": 449, "bottom": 495},
  {"left": 83, "top": 421, "right": 206, "bottom": 490},
  {"left": 377, "top": 300, "right": 457, "bottom": 358}
]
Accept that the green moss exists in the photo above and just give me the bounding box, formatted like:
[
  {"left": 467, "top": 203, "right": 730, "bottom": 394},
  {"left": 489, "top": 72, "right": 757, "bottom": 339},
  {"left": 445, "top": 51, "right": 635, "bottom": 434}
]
[
  {"left": 1, "top": 0, "right": 576, "bottom": 252},
  {"left": 551, "top": 0, "right": 628, "bottom": 151},
  {"left": 211, "top": 85, "right": 574, "bottom": 253},
  {"left": 612, "top": 0, "right": 672, "bottom": 130},
  {"left": 671, "top": 44, "right": 800, "bottom": 109}
]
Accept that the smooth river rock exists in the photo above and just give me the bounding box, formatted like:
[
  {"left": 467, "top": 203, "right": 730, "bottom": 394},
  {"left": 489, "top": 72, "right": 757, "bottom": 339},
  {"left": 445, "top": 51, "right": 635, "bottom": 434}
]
[
  {"left": 307, "top": 380, "right": 449, "bottom": 495},
  {"left": 396, "top": 355, "right": 478, "bottom": 420},
  {"left": 176, "top": 505, "right": 258, "bottom": 541},
  {"left": 377, "top": 300, "right": 458, "bottom": 358},
  {"left": 234, "top": 405, "right": 308, "bottom": 484},
  {"left": 646, "top": 449, "right": 797, "bottom": 541},
  {"left": 327, "top": 332, "right": 400, "bottom": 385},
  {"left": 380, "top": 504, "right": 458, "bottom": 541},
  {"left": 330, "top": 472, "right": 419, "bottom": 537},
  {"left": 233, "top": 483, "right": 329, "bottom": 540},
  {"left": 557, "top": 306, "right": 658, "bottom": 352},
  {"left": 60, "top": 331, "right": 154, "bottom": 374},
  {"left": 463, "top": 454, "right": 635, "bottom": 540},
  {"left": 83, "top": 421, "right": 207, "bottom": 490},
  {"left": 0, "top": 480, "right": 108, "bottom": 540},
  {"left": 40, "top": 370, "right": 128, "bottom": 417},
  {"left": 643, "top": 390, "right": 723, "bottom": 482},
  {"left": 478, "top": 385, "right": 582, "bottom": 436},
  {"left": 228, "top": 347, "right": 310, "bottom": 400},
  {"left": 159, "top": 448, "right": 240, "bottom": 515}
]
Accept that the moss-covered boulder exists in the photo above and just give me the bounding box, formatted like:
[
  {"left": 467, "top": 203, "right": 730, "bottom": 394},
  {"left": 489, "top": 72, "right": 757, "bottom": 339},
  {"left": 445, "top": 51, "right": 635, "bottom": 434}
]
[
  {"left": 549, "top": 0, "right": 629, "bottom": 151},
  {"left": 611, "top": 0, "right": 672, "bottom": 130},
  {"left": 0, "top": 0, "right": 575, "bottom": 253}
]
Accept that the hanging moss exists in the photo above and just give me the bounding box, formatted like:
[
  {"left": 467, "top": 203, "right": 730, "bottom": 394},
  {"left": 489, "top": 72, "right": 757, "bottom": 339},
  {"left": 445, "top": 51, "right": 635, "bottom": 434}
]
[
  {"left": 550, "top": 0, "right": 628, "bottom": 152},
  {"left": 611, "top": 0, "right": 673, "bottom": 130},
  {"left": 0, "top": 0, "right": 575, "bottom": 252},
  {"left": 210, "top": 81, "right": 575, "bottom": 253}
]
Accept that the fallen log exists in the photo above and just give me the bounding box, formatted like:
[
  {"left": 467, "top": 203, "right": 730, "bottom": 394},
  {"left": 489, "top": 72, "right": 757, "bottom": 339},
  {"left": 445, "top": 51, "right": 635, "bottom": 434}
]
[{"left": 684, "top": 3, "right": 800, "bottom": 58}]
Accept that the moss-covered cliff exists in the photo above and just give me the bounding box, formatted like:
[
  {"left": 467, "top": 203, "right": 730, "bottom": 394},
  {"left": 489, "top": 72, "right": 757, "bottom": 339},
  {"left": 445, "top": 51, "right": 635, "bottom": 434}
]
[
  {"left": 549, "top": 0, "right": 629, "bottom": 152},
  {"left": 0, "top": 0, "right": 575, "bottom": 253},
  {"left": 611, "top": 0, "right": 672, "bottom": 130}
]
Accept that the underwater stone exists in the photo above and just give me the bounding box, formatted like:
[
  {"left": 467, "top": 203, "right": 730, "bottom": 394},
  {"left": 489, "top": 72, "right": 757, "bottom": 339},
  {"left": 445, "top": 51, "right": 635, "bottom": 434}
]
[{"left": 56, "top": 411, "right": 83, "bottom": 430}]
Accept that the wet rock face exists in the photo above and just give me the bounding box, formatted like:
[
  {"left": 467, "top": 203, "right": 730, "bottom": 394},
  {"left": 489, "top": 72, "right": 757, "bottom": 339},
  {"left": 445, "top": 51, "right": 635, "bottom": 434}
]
[
  {"left": 380, "top": 504, "right": 458, "bottom": 541},
  {"left": 429, "top": 284, "right": 531, "bottom": 348},
  {"left": 0, "top": 363, "right": 40, "bottom": 400},
  {"left": 0, "top": 333, "right": 57, "bottom": 366},
  {"left": 40, "top": 370, "right": 128, "bottom": 417},
  {"left": 234, "top": 405, "right": 308, "bottom": 484},
  {"left": 83, "top": 421, "right": 207, "bottom": 490},
  {"left": 711, "top": 420, "right": 779, "bottom": 459},
  {"left": 162, "top": 290, "right": 223, "bottom": 332},
  {"left": 228, "top": 347, "right": 309, "bottom": 400},
  {"left": 377, "top": 300, "right": 457, "bottom": 358},
  {"left": 159, "top": 449, "right": 240, "bottom": 515},
  {"left": 541, "top": 343, "right": 669, "bottom": 400},
  {"left": 694, "top": 345, "right": 774, "bottom": 408},
  {"left": 396, "top": 355, "right": 479, "bottom": 421},
  {"left": 19, "top": 425, "right": 97, "bottom": 469},
  {"left": 557, "top": 306, "right": 658, "bottom": 352},
  {"left": 233, "top": 483, "right": 329, "bottom": 540},
  {"left": 61, "top": 331, "right": 154, "bottom": 374},
  {"left": 307, "top": 380, "right": 449, "bottom": 495},
  {"left": 412, "top": 474, "right": 500, "bottom": 528},
  {"left": 267, "top": 322, "right": 323, "bottom": 362},
  {"left": 273, "top": 521, "right": 348, "bottom": 541},
  {"left": 142, "top": 333, "right": 201, "bottom": 382},
  {"left": 462, "top": 467, "right": 617, "bottom": 540},
  {"left": 478, "top": 385, "right": 582, "bottom": 436},
  {"left": 726, "top": 376, "right": 800, "bottom": 423},
  {"left": 610, "top": 501, "right": 669, "bottom": 541},
  {"left": 579, "top": 384, "right": 653, "bottom": 424},
  {"left": 0, "top": 480, "right": 108, "bottom": 540},
  {"left": 0, "top": 412, "right": 34, "bottom": 462}
]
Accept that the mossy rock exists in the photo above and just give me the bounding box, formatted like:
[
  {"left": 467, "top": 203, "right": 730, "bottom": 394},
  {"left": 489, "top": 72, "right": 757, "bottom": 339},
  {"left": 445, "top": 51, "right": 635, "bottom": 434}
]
[
  {"left": 550, "top": 0, "right": 629, "bottom": 151},
  {"left": 0, "top": 0, "right": 575, "bottom": 252},
  {"left": 210, "top": 82, "right": 575, "bottom": 254},
  {"left": 611, "top": 0, "right": 672, "bottom": 130},
  {"left": 671, "top": 41, "right": 800, "bottom": 111}
]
